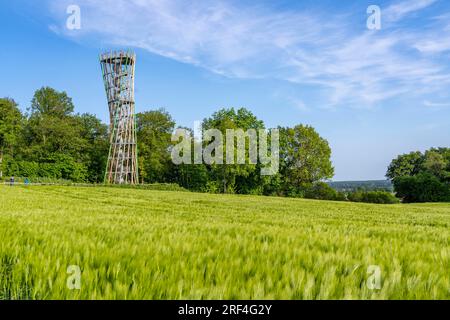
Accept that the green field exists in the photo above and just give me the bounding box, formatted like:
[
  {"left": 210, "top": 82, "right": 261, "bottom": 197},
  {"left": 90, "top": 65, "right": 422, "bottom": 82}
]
[{"left": 0, "top": 186, "right": 449, "bottom": 300}]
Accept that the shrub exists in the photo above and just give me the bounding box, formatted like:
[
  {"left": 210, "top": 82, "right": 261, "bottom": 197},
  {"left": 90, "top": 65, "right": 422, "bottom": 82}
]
[
  {"left": 304, "top": 182, "right": 338, "bottom": 200},
  {"left": 4, "top": 155, "right": 89, "bottom": 183},
  {"left": 348, "top": 191, "right": 399, "bottom": 204},
  {"left": 108, "top": 183, "right": 187, "bottom": 192},
  {"left": 393, "top": 173, "right": 450, "bottom": 203},
  {"left": 17, "top": 161, "right": 40, "bottom": 177},
  {"left": 38, "top": 162, "right": 62, "bottom": 179},
  {"left": 334, "top": 191, "right": 348, "bottom": 201},
  {"left": 203, "top": 181, "right": 220, "bottom": 194}
]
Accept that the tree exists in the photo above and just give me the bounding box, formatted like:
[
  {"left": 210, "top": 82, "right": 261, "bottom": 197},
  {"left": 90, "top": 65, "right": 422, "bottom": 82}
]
[
  {"left": 76, "top": 113, "right": 109, "bottom": 182},
  {"left": 137, "top": 109, "right": 175, "bottom": 183},
  {"left": 168, "top": 127, "right": 209, "bottom": 191},
  {"left": 278, "top": 125, "right": 334, "bottom": 190},
  {"left": 16, "top": 88, "right": 107, "bottom": 183},
  {"left": 171, "top": 163, "right": 209, "bottom": 191},
  {"left": 23, "top": 113, "right": 87, "bottom": 161},
  {"left": 202, "top": 108, "right": 265, "bottom": 193},
  {"left": 24, "top": 88, "right": 84, "bottom": 160},
  {"left": 422, "top": 149, "right": 449, "bottom": 181},
  {"left": 393, "top": 173, "right": 450, "bottom": 203},
  {"left": 0, "top": 98, "right": 24, "bottom": 178},
  {"left": 387, "top": 148, "right": 450, "bottom": 202},
  {"left": 0, "top": 98, "right": 23, "bottom": 155},
  {"left": 386, "top": 151, "right": 424, "bottom": 180},
  {"left": 29, "top": 87, "right": 74, "bottom": 118}
]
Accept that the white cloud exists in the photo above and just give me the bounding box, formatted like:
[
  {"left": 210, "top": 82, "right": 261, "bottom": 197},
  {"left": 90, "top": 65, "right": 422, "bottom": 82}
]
[
  {"left": 384, "top": 0, "right": 438, "bottom": 22},
  {"left": 424, "top": 100, "right": 450, "bottom": 108},
  {"left": 414, "top": 39, "right": 450, "bottom": 53},
  {"left": 48, "top": 0, "right": 450, "bottom": 109}
]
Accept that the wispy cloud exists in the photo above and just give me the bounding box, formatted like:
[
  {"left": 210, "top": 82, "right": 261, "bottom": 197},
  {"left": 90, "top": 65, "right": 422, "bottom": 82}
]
[
  {"left": 412, "top": 11, "right": 450, "bottom": 54},
  {"left": 414, "top": 38, "right": 450, "bottom": 53},
  {"left": 424, "top": 100, "right": 450, "bottom": 109},
  {"left": 47, "top": 0, "right": 450, "bottom": 109},
  {"left": 384, "top": 0, "right": 438, "bottom": 22}
]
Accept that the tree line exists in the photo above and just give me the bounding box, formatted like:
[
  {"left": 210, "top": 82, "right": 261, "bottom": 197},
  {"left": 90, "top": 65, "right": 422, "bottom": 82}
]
[
  {"left": 1, "top": 87, "right": 448, "bottom": 202},
  {"left": 0, "top": 87, "right": 334, "bottom": 197}
]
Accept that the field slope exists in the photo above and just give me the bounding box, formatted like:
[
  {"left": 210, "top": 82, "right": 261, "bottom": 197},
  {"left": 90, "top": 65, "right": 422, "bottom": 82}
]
[{"left": 0, "top": 186, "right": 449, "bottom": 299}]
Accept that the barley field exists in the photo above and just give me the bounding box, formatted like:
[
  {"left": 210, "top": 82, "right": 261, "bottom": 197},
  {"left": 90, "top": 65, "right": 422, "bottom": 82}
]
[{"left": 0, "top": 185, "right": 448, "bottom": 300}]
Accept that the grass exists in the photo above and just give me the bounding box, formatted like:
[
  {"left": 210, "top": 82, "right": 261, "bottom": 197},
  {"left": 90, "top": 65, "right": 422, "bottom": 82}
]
[{"left": 0, "top": 185, "right": 449, "bottom": 300}]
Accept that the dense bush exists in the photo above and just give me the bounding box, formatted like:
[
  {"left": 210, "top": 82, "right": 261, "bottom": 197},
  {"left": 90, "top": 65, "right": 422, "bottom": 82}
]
[
  {"left": 304, "top": 182, "right": 346, "bottom": 201},
  {"left": 347, "top": 191, "right": 399, "bottom": 204},
  {"left": 2, "top": 176, "right": 74, "bottom": 185},
  {"left": 3, "top": 156, "right": 88, "bottom": 182},
  {"left": 203, "top": 181, "right": 221, "bottom": 194},
  {"left": 393, "top": 173, "right": 450, "bottom": 203},
  {"left": 302, "top": 184, "right": 398, "bottom": 204},
  {"left": 108, "top": 183, "right": 188, "bottom": 192}
]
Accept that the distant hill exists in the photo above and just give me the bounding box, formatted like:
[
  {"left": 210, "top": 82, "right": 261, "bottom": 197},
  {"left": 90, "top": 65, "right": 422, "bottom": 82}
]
[{"left": 328, "top": 180, "right": 393, "bottom": 192}]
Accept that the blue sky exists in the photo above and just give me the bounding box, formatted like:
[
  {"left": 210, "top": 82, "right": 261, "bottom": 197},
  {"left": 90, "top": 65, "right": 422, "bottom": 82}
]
[{"left": 1, "top": 0, "right": 449, "bottom": 181}]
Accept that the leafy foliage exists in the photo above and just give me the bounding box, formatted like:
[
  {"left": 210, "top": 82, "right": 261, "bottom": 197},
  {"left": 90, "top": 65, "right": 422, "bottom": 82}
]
[
  {"left": 137, "top": 109, "right": 175, "bottom": 183},
  {"left": 1, "top": 88, "right": 108, "bottom": 183},
  {"left": 0, "top": 98, "right": 23, "bottom": 157},
  {"left": 29, "top": 87, "right": 74, "bottom": 118},
  {"left": 3, "top": 87, "right": 404, "bottom": 205},
  {"left": 4, "top": 86, "right": 447, "bottom": 203},
  {"left": 387, "top": 148, "right": 450, "bottom": 202},
  {"left": 347, "top": 191, "right": 400, "bottom": 204},
  {"left": 202, "top": 108, "right": 265, "bottom": 193},
  {"left": 278, "top": 125, "right": 334, "bottom": 187},
  {"left": 393, "top": 173, "right": 450, "bottom": 203},
  {"left": 303, "top": 182, "right": 346, "bottom": 201}
]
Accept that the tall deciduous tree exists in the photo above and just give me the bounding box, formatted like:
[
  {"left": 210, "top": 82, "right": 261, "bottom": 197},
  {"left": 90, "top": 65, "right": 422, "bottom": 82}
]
[
  {"left": 0, "top": 98, "right": 23, "bottom": 156},
  {"left": 0, "top": 98, "right": 23, "bottom": 178},
  {"left": 76, "top": 113, "right": 109, "bottom": 182},
  {"left": 423, "top": 149, "right": 448, "bottom": 181},
  {"left": 24, "top": 87, "right": 82, "bottom": 160},
  {"left": 278, "top": 125, "right": 334, "bottom": 189},
  {"left": 388, "top": 148, "right": 450, "bottom": 202},
  {"left": 386, "top": 151, "right": 424, "bottom": 180},
  {"left": 18, "top": 88, "right": 107, "bottom": 182},
  {"left": 30, "top": 87, "right": 74, "bottom": 118},
  {"left": 137, "top": 109, "right": 175, "bottom": 183},
  {"left": 202, "top": 108, "right": 265, "bottom": 193}
]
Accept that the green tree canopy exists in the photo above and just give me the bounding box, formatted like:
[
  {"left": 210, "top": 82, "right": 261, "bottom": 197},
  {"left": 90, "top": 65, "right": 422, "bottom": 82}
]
[
  {"left": 388, "top": 148, "right": 450, "bottom": 202},
  {"left": 422, "top": 149, "right": 449, "bottom": 181},
  {"left": 137, "top": 109, "right": 176, "bottom": 183},
  {"left": 76, "top": 113, "right": 109, "bottom": 182},
  {"left": 386, "top": 151, "right": 424, "bottom": 180},
  {"left": 0, "top": 98, "right": 23, "bottom": 157},
  {"left": 278, "top": 125, "right": 334, "bottom": 188},
  {"left": 2, "top": 87, "right": 341, "bottom": 195},
  {"left": 202, "top": 107, "right": 265, "bottom": 193},
  {"left": 30, "top": 87, "right": 74, "bottom": 118},
  {"left": 3, "top": 88, "right": 109, "bottom": 183},
  {"left": 24, "top": 113, "right": 86, "bottom": 160}
]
